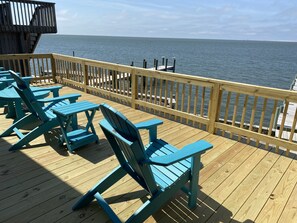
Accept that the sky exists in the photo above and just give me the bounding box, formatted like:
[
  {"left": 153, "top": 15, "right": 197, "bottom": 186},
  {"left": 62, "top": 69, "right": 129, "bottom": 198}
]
[{"left": 53, "top": 0, "right": 297, "bottom": 41}]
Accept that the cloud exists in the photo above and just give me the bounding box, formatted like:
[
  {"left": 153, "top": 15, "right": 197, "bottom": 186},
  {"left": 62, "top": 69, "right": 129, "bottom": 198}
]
[
  {"left": 56, "top": 9, "right": 77, "bottom": 22},
  {"left": 54, "top": 0, "right": 297, "bottom": 41}
]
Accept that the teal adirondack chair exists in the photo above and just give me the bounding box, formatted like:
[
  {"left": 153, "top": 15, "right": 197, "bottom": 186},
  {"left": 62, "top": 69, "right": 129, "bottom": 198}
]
[
  {"left": 73, "top": 103, "right": 213, "bottom": 223},
  {"left": 0, "top": 71, "right": 81, "bottom": 151}
]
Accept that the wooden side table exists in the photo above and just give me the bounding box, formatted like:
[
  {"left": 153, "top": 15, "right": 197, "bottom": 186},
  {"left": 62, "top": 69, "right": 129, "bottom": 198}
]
[{"left": 52, "top": 101, "right": 100, "bottom": 153}]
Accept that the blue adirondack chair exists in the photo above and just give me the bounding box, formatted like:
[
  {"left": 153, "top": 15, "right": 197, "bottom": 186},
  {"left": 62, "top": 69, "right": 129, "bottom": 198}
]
[
  {"left": 0, "top": 71, "right": 81, "bottom": 151},
  {"left": 73, "top": 103, "right": 213, "bottom": 223}
]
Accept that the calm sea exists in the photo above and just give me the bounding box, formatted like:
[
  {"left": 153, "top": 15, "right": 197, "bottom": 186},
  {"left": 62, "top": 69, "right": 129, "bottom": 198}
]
[{"left": 35, "top": 35, "right": 297, "bottom": 90}]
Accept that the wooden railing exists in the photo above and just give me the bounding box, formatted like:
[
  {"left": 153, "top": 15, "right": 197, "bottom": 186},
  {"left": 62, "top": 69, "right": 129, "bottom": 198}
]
[
  {"left": 1, "top": 53, "right": 297, "bottom": 155},
  {"left": 0, "top": 53, "right": 54, "bottom": 83},
  {"left": 0, "top": 0, "right": 57, "bottom": 33}
]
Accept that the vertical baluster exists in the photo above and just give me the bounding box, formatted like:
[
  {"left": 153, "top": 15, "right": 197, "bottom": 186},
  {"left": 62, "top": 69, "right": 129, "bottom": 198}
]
[
  {"left": 247, "top": 96, "right": 258, "bottom": 144},
  {"left": 37, "top": 58, "right": 42, "bottom": 82},
  {"left": 96, "top": 67, "right": 99, "bottom": 88},
  {"left": 170, "top": 81, "right": 174, "bottom": 109},
  {"left": 102, "top": 68, "right": 105, "bottom": 90},
  {"left": 175, "top": 83, "right": 180, "bottom": 121},
  {"left": 276, "top": 101, "right": 289, "bottom": 153},
  {"left": 200, "top": 87, "right": 206, "bottom": 117},
  {"left": 238, "top": 95, "right": 249, "bottom": 141},
  {"left": 24, "top": 3, "right": 30, "bottom": 26},
  {"left": 127, "top": 73, "right": 131, "bottom": 96},
  {"left": 30, "top": 3, "right": 34, "bottom": 25},
  {"left": 21, "top": 2, "right": 25, "bottom": 25},
  {"left": 230, "top": 93, "right": 240, "bottom": 138},
  {"left": 256, "top": 98, "right": 267, "bottom": 147},
  {"left": 153, "top": 78, "right": 158, "bottom": 114},
  {"left": 42, "top": 58, "right": 46, "bottom": 83},
  {"left": 181, "top": 83, "right": 185, "bottom": 112},
  {"left": 149, "top": 76, "right": 153, "bottom": 103},
  {"left": 91, "top": 66, "right": 94, "bottom": 87},
  {"left": 208, "top": 88, "right": 212, "bottom": 119},
  {"left": 193, "top": 86, "right": 199, "bottom": 116},
  {"left": 17, "top": 59, "right": 21, "bottom": 73},
  {"left": 144, "top": 76, "right": 148, "bottom": 102},
  {"left": 119, "top": 71, "right": 123, "bottom": 94},
  {"left": 164, "top": 80, "right": 168, "bottom": 107},
  {"left": 115, "top": 70, "right": 118, "bottom": 93},
  {"left": 7, "top": 59, "right": 12, "bottom": 71},
  {"left": 46, "top": 58, "right": 50, "bottom": 82},
  {"left": 99, "top": 68, "right": 103, "bottom": 89},
  {"left": 12, "top": 2, "right": 17, "bottom": 25},
  {"left": 108, "top": 69, "right": 112, "bottom": 91},
  {"left": 16, "top": 2, "right": 21, "bottom": 25},
  {"left": 32, "top": 58, "right": 37, "bottom": 79},
  {"left": 45, "top": 5, "right": 49, "bottom": 27},
  {"left": 214, "top": 89, "right": 223, "bottom": 134},
  {"left": 187, "top": 84, "right": 192, "bottom": 124},
  {"left": 140, "top": 76, "right": 144, "bottom": 100},
  {"left": 265, "top": 100, "right": 278, "bottom": 149},
  {"left": 93, "top": 66, "right": 97, "bottom": 88},
  {"left": 12, "top": 59, "right": 17, "bottom": 72},
  {"left": 80, "top": 63, "right": 83, "bottom": 83},
  {"left": 117, "top": 70, "right": 120, "bottom": 94},
  {"left": 159, "top": 79, "right": 163, "bottom": 111},
  {"left": 199, "top": 86, "right": 206, "bottom": 128},
  {"left": 222, "top": 92, "right": 231, "bottom": 137},
  {"left": 23, "top": 59, "right": 28, "bottom": 76},
  {"left": 180, "top": 83, "right": 185, "bottom": 122},
  {"left": 287, "top": 108, "right": 297, "bottom": 156}
]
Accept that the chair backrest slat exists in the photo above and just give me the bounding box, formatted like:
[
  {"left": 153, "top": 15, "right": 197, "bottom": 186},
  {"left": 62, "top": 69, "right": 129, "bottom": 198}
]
[
  {"left": 10, "top": 71, "right": 49, "bottom": 122},
  {"left": 99, "top": 103, "right": 159, "bottom": 195}
]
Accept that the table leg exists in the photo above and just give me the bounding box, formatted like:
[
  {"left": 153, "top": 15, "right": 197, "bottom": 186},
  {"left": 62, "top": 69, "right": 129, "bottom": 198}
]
[
  {"left": 14, "top": 101, "right": 26, "bottom": 121},
  {"left": 5, "top": 101, "right": 16, "bottom": 118}
]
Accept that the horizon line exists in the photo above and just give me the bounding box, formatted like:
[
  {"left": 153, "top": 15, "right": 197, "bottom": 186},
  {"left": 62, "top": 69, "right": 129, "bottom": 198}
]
[{"left": 44, "top": 33, "right": 297, "bottom": 43}]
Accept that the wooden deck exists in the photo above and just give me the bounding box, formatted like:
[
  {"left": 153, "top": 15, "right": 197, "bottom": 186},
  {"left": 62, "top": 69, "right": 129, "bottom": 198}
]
[{"left": 0, "top": 85, "right": 297, "bottom": 223}]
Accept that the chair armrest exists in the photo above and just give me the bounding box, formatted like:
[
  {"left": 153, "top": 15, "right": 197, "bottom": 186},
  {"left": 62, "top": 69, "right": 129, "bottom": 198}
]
[
  {"left": 37, "top": 93, "right": 81, "bottom": 104},
  {"left": 144, "top": 140, "right": 213, "bottom": 166},
  {"left": 0, "top": 70, "right": 20, "bottom": 75},
  {"left": 31, "top": 85, "right": 62, "bottom": 97},
  {"left": 135, "top": 119, "right": 163, "bottom": 129},
  {"left": 0, "top": 73, "right": 11, "bottom": 78},
  {"left": 135, "top": 119, "right": 163, "bottom": 142}
]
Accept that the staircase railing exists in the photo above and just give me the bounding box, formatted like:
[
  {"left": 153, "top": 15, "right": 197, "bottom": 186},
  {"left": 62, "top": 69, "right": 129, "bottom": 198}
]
[{"left": 0, "top": 0, "right": 56, "bottom": 33}]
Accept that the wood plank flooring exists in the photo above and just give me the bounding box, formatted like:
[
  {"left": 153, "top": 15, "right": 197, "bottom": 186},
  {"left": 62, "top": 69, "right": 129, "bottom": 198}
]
[{"left": 0, "top": 85, "right": 296, "bottom": 223}]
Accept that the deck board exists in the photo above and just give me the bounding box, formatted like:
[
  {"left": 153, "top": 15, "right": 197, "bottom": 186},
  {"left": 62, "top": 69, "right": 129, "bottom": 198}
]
[{"left": 0, "top": 85, "right": 296, "bottom": 223}]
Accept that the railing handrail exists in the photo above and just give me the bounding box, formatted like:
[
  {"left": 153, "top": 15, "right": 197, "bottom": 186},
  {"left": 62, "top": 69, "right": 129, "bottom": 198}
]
[
  {"left": 51, "top": 53, "right": 297, "bottom": 101},
  {"left": 1, "top": 0, "right": 55, "bottom": 5}
]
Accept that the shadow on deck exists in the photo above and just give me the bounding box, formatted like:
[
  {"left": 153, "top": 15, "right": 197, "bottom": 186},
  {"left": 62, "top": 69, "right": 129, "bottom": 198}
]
[{"left": 0, "top": 86, "right": 296, "bottom": 223}]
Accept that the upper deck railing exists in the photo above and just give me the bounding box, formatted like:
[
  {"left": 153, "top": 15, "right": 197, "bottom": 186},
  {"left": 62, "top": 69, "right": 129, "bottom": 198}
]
[
  {"left": 0, "top": 0, "right": 56, "bottom": 33},
  {"left": 0, "top": 53, "right": 296, "bottom": 155}
]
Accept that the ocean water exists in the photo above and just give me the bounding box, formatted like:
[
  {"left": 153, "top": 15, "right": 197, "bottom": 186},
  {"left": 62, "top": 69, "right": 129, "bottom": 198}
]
[{"left": 35, "top": 35, "right": 297, "bottom": 90}]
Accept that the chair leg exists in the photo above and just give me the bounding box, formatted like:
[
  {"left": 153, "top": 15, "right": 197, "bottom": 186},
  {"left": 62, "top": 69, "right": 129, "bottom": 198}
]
[
  {"left": 9, "top": 121, "right": 57, "bottom": 151},
  {"left": 72, "top": 166, "right": 126, "bottom": 210},
  {"left": 126, "top": 175, "right": 189, "bottom": 223},
  {"left": 188, "top": 154, "right": 201, "bottom": 208},
  {"left": 0, "top": 114, "right": 36, "bottom": 137}
]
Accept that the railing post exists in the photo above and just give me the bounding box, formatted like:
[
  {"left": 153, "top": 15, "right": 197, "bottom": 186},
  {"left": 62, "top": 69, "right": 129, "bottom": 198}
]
[
  {"left": 208, "top": 83, "right": 221, "bottom": 134},
  {"left": 131, "top": 69, "right": 138, "bottom": 109},
  {"left": 51, "top": 54, "right": 57, "bottom": 83},
  {"left": 83, "top": 62, "right": 89, "bottom": 93}
]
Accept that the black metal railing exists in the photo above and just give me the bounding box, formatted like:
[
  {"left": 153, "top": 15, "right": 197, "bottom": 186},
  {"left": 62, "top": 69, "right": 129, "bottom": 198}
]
[{"left": 0, "top": 0, "right": 56, "bottom": 33}]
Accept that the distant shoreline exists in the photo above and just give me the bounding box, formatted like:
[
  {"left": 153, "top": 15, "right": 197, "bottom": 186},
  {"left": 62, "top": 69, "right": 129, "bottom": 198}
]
[{"left": 42, "top": 33, "right": 297, "bottom": 44}]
